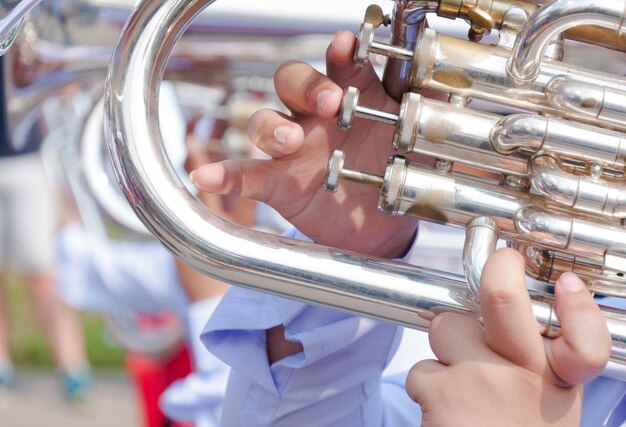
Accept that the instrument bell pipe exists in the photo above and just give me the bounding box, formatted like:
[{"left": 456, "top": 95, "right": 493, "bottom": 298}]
[
  {"left": 506, "top": 0, "right": 626, "bottom": 85},
  {"left": 104, "top": 0, "right": 477, "bottom": 332}
]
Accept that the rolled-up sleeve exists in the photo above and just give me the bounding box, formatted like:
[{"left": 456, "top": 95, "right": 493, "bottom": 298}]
[{"left": 201, "top": 228, "right": 422, "bottom": 427}]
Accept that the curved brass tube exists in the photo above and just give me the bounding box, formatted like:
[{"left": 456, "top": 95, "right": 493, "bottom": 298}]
[
  {"left": 530, "top": 154, "right": 626, "bottom": 218},
  {"left": 507, "top": 0, "right": 626, "bottom": 85},
  {"left": 0, "top": 0, "right": 42, "bottom": 54},
  {"left": 463, "top": 217, "right": 499, "bottom": 299},
  {"left": 105, "top": 0, "right": 626, "bottom": 363}
]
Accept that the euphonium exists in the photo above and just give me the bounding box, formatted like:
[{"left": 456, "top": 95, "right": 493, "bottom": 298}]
[
  {"left": 8, "top": 0, "right": 333, "bottom": 356},
  {"left": 104, "top": 0, "right": 626, "bottom": 364}
]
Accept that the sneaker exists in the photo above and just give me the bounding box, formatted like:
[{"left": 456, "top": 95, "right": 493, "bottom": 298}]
[{"left": 60, "top": 368, "right": 93, "bottom": 402}]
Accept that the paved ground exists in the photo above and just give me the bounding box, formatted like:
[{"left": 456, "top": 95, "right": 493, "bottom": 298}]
[{"left": 0, "top": 371, "right": 139, "bottom": 427}]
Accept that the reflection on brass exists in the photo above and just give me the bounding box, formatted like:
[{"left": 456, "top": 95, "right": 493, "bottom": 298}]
[
  {"left": 364, "top": 4, "right": 390, "bottom": 28},
  {"left": 567, "top": 26, "right": 626, "bottom": 53},
  {"left": 405, "top": 202, "right": 449, "bottom": 224},
  {"left": 580, "top": 98, "right": 598, "bottom": 109},
  {"left": 432, "top": 69, "right": 472, "bottom": 89},
  {"left": 467, "top": 6, "right": 496, "bottom": 31},
  {"left": 437, "top": 33, "right": 495, "bottom": 65},
  {"left": 456, "top": 0, "right": 537, "bottom": 30},
  {"left": 422, "top": 121, "right": 454, "bottom": 144},
  {"left": 438, "top": 0, "right": 463, "bottom": 19}
]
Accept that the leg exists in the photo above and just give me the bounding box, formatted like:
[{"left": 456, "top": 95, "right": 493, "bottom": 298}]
[
  {"left": 0, "top": 273, "right": 10, "bottom": 364},
  {"left": 0, "top": 164, "right": 14, "bottom": 386},
  {"left": 9, "top": 154, "right": 90, "bottom": 397},
  {"left": 0, "top": 272, "right": 15, "bottom": 387},
  {"left": 23, "top": 271, "right": 88, "bottom": 372}
]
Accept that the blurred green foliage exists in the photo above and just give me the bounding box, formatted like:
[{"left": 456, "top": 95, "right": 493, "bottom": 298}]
[{"left": 6, "top": 276, "right": 125, "bottom": 369}]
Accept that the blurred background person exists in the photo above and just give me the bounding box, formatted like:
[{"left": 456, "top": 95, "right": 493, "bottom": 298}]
[
  {"left": 53, "top": 82, "right": 288, "bottom": 426},
  {"left": 0, "top": 49, "right": 92, "bottom": 400}
]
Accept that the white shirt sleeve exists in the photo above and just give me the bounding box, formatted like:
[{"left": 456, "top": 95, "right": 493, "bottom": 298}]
[{"left": 201, "top": 227, "right": 423, "bottom": 427}]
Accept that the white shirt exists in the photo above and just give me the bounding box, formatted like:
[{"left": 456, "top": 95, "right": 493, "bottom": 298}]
[{"left": 202, "top": 225, "right": 626, "bottom": 427}]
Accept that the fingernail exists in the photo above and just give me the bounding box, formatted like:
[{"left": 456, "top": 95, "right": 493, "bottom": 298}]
[
  {"left": 558, "top": 273, "right": 584, "bottom": 292},
  {"left": 274, "top": 126, "right": 293, "bottom": 145},
  {"left": 189, "top": 170, "right": 197, "bottom": 185},
  {"left": 317, "top": 90, "right": 331, "bottom": 112}
]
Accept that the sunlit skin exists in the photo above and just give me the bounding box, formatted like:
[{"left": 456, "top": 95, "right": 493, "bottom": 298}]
[
  {"left": 407, "top": 249, "right": 609, "bottom": 427},
  {"left": 190, "top": 31, "right": 418, "bottom": 260},
  {"left": 191, "top": 31, "right": 611, "bottom": 426}
]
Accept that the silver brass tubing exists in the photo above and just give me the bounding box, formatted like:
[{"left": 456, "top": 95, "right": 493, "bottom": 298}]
[
  {"left": 355, "top": 105, "right": 399, "bottom": 125},
  {"left": 0, "top": 0, "right": 41, "bottom": 54},
  {"left": 105, "top": 0, "right": 626, "bottom": 363},
  {"left": 379, "top": 156, "right": 626, "bottom": 261},
  {"left": 382, "top": 0, "right": 438, "bottom": 100},
  {"left": 530, "top": 155, "right": 626, "bottom": 218},
  {"left": 346, "top": 86, "right": 626, "bottom": 176},
  {"left": 546, "top": 77, "right": 626, "bottom": 129},
  {"left": 406, "top": 28, "right": 626, "bottom": 131},
  {"left": 104, "top": 0, "right": 515, "bottom": 348},
  {"left": 342, "top": 169, "right": 385, "bottom": 188},
  {"left": 0, "top": 0, "right": 40, "bottom": 36},
  {"left": 463, "top": 217, "right": 499, "bottom": 299},
  {"left": 105, "top": 0, "right": 470, "bottom": 338},
  {"left": 491, "top": 113, "right": 626, "bottom": 170},
  {"left": 507, "top": 0, "right": 626, "bottom": 85},
  {"left": 370, "top": 40, "right": 413, "bottom": 60},
  {"left": 514, "top": 205, "right": 626, "bottom": 256},
  {"left": 515, "top": 244, "right": 626, "bottom": 297}
]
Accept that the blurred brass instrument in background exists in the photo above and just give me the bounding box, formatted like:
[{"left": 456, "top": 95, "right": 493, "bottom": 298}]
[
  {"left": 104, "top": 0, "right": 626, "bottom": 364},
  {"left": 3, "top": 0, "right": 334, "bottom": 356}
]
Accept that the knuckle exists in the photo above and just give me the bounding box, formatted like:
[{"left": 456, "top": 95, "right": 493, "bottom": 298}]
[
  {"left": 247, "top": 110, "right": 272, "bottom": 142},
  {"left": 303, "top": 73, "right": 331, "bottom": 109},
  {"left": 221, "top": 161, "right": 241, "bottom": 196}
]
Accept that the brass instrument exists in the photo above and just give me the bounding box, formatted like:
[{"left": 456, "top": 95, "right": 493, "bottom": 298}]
[
  {"left": 104, "top": 0, "right": 626, "bottom": 365},
  {"left": 0, "top": 1, "right": 332, "bottom": 358}
]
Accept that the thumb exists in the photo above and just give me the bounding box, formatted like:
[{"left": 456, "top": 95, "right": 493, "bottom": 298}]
[
  {"left": 546, "top": 273, "right": 610, "bottom": 386},
  {"left": 326, "top": 31, "right": 387, "bottom": 103}
]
